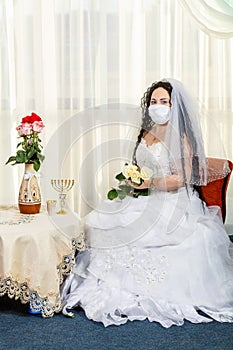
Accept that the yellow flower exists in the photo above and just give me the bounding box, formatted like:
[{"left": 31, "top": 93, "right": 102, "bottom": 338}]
[
  {"left": 140, "top": 166, "right": 153, "bottom": 180},
  {"left": 131, "top": 170, "right": 141, "bottom": 184},
  {"left": 122, "top": 163, "right": 138, "bottom": 179},
  {"left": 107, "top": 163, "right": 153, "bottom": 200}
]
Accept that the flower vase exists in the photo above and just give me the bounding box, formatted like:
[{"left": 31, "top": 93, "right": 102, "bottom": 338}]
[{"left": 18, "top": 163, "right": 41, "bottom": 214}]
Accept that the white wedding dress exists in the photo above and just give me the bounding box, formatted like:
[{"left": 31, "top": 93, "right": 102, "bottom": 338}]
[{"left": 61, "top": 139, "right": 233, "bottom": 328}]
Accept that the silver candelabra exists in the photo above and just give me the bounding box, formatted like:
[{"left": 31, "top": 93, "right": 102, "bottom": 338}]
[{"left": 51, "top": 179, "right": 75, "bottom": 214}]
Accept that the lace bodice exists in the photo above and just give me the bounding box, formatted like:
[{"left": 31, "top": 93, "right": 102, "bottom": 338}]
[{"left": 136, "top": 139, "right": 171, "bottom": 178}]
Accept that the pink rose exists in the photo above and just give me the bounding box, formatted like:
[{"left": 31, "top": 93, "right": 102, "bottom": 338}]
[
  {"left": 16, "top": 123, "right": 33, "bottom": 136},
  {"left": 32, "top": 120, "right": 45, "bottom": 133},
  {"left": 16, "top": 124, "right": 24, "bottom": 136}
]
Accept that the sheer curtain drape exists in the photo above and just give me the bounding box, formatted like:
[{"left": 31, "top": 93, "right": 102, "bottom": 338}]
[
  {"left": 180, "top": 0, "right": 233, "bottom": 37},
  {"left": 1, "top": 0, "right": 233, "bottom": 225}
]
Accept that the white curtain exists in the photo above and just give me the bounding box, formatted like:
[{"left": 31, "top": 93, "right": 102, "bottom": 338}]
[
  {"left": 1, "top": 0, "right": 233, "bottom": 226},
  {"left": 180, "top": 0, "right": 233, "bottom": 38}
]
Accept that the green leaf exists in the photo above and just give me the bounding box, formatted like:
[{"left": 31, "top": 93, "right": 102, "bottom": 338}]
[
  {"left": 33, "top": 161, "right": 40, "bottom": 171},
  {"left": 107, "top": 189, "right": 118, "bottom": 200},
  {"left": 5, "top": 156, "right": 16, "bottom": 165},
  {"left": 139, "top": 189, "right": 149, "bottom": 196},
  {"left": 118, "top": 184, "right": 132, "bottom": 193},
  {"left": 115, "top": 172, "right": 126, "bottom": 181},
  {"left": 117, "top": 190, "right": 126, "bottom": 200},
  {"left": 16, "top": 149, "right": 25, "bottom": 156},
  {"left": 15, "top": 150, "right": 26, "bottom": 163},
  {"left": 26, "top": 148, "right": 36, "bottom": 159},
  {"left": 38, "top": 154, "right": 45, "bottom": 161},
  {"left": 34, "top": 144, "right": 41, "bottom": 152}
]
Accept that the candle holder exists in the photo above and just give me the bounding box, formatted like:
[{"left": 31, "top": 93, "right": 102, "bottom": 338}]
[{"left": 51, "top": 179, "right": 75, "bottom": 214}]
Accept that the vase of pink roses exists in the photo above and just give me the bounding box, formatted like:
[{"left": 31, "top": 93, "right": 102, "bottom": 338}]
[{"left": 6, "top": 112, "right": 45, "bottom": 214}]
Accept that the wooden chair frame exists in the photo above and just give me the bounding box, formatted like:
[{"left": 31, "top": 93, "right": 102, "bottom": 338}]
[{"left": 198, "top": 158, "right": 233, "bottom": 223}]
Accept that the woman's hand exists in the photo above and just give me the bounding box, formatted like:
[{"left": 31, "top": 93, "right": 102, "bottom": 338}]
[
  {"left": 128, "top": 174, "right": 185, "bottom": 191},
  {"left": 127, "top": 179, "right": 151, "bottom": 189}
]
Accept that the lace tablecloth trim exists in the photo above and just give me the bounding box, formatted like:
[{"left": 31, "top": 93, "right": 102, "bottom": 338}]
[
  {"left": 30, "top": 291, "right": 62, "bottom": 317},
  {"left": 0, "top": 231, "right": 86, "bottom": 317},
  {"left": 0, "top": 276, "right": 61, "bottom": 317},
  {"left": 57, "top": 232, "right": 86, "bottom": 284},
  {"left": 0, "top": 277, "right": 30, "bottom": 303}
]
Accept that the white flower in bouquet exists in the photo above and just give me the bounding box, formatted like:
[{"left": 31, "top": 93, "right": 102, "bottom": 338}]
[
  {"left": 107, "top": 162, "right": 153, "bottom": 200},
  {"left": 122, "top": 163, "right": 141, "bottom": 184},
  {"left": 140, "top": 166, "right": 153, "bottom": 181}
]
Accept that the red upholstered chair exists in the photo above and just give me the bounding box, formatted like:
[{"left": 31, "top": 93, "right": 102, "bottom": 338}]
[{"left": 199, "top": 158, "right": 233, "bottom": 223}]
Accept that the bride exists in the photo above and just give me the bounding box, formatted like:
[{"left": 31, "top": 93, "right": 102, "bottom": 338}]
[{"left": 61, "top": 79, "right": 233, "bottom": 328}]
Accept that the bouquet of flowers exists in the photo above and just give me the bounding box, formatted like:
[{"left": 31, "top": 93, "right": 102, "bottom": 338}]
[
  {"left": 107, "top": 163, "right": 153, "bottom": 200},
  {"left": 6, "top": 112, "right": 45, "bottom": 171}
]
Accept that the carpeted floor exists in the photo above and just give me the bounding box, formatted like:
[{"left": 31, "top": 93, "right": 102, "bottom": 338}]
[
  {"left": 0, "top": 296, "right": 233, "bottom": 350},
  {"left": 1, "top": 235, "right": 233, "bottom": 350}
]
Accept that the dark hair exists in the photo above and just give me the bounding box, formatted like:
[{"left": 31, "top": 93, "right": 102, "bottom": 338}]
[
  {"left": 132, "top": 80, "right": 204, "bottom": 203},
  {"left": 177, "top": 95, "right": 204, "bottom": 202},
  {"left": 132, "top": 80, "right": 173, "bottom": 164}
]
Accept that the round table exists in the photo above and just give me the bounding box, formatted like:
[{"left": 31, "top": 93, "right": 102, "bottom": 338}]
[{"left": 0, "top": 206, "right": 85, "bottom": 317}]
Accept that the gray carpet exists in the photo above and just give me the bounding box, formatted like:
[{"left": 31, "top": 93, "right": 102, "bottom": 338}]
[
  {"left": 2, "top": 235, "right": 233, "bottom": 350},
  {"left": 0, "top": 297, "right": 233, "bottom": 350}
]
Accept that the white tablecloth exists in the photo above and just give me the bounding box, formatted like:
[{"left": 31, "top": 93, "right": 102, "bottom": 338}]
[{"left": 0, "top": 207, "right": 85, "bottom": 317}]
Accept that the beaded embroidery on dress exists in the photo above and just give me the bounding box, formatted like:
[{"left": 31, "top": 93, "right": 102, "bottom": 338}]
[{"left": 61, "top": 139, "right": 233, "bottom": 328}]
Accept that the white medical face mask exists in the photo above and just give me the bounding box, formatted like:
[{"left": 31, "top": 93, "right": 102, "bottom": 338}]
[{"left": 148, "top": 104, "right": 170, "bottom": 125}]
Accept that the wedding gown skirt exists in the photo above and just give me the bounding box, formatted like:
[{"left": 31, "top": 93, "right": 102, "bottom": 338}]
[
  {"left": 61, "top": 188, "right": 233, "bottom": 328},
  {"left": 61, "top": 140, "right": 233, "bottom": 327}
]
